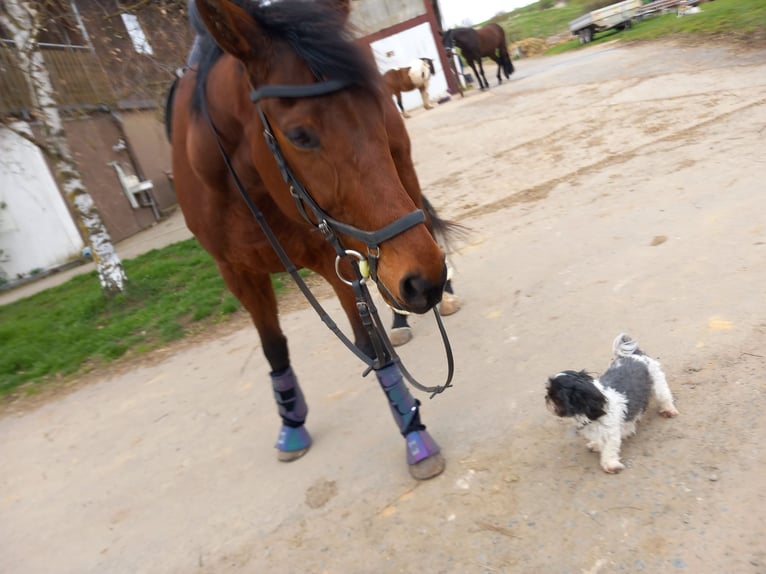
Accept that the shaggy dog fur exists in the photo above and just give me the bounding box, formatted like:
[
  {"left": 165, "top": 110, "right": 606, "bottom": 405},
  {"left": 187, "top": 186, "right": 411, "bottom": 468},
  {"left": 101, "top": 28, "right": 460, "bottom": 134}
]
[{"left": 546, "top": 334, "right": 679, "bottom": 473}]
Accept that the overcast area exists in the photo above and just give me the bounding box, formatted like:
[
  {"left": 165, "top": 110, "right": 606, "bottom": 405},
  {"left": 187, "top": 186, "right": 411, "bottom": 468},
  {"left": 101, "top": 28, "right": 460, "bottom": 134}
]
[{"left": 438, "top": 0, "right": 536, "bottom": 28}]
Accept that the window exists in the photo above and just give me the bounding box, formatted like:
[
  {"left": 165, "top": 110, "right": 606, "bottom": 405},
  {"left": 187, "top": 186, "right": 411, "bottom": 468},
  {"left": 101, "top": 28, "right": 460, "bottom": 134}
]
[{"left": 120, "top": 13, "right": 154, "bottom": 56}]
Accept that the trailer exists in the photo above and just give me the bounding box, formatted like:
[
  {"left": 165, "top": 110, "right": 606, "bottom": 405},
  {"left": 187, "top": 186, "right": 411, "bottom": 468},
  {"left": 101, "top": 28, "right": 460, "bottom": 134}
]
[{"left": 569, "top": 0, "right": 642, "bottom": 44}]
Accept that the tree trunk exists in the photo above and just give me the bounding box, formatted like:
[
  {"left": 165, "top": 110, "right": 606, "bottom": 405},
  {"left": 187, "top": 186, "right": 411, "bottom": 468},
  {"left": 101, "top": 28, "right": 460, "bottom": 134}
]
[{"left": 0, "top": 0, "right": 127, "bottom": 295}]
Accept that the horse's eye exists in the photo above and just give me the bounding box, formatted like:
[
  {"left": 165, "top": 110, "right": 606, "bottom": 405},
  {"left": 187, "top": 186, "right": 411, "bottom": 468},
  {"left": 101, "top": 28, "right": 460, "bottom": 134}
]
[{"left": 285, "top": 127, "right": 319, "bottom": 149}]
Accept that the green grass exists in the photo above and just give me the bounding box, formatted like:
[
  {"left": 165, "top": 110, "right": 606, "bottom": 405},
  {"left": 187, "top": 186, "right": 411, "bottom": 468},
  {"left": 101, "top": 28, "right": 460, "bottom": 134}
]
[
  {"left": 500, "top": 2, "right": 585, "bottom": 41},
  {"left": 0, "top": 239, "right": 303, "bottom": 397},
  {"left": 483, "top": 0, "right": 766, "bottom": 53},
  {"left": 618, "top": 0, "right": 766, "bottom": 42}
]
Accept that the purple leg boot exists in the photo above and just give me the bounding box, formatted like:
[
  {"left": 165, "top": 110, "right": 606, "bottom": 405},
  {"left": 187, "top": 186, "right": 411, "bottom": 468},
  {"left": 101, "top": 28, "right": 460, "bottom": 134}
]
[
  {"left": 376, "top": 363, "right": 445, "bottom": 480},
  {"left": 271, "top": 367, "right": 311, "bottom": 462}
]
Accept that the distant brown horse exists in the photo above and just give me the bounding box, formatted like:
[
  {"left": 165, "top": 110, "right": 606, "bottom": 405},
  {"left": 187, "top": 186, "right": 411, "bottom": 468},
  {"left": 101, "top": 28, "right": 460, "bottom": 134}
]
[
  {"left": 169, "top": 0, "right": 451, "bottom": 479},
  {"left": 383, "top": 57, "right": 435, "bottom": 118},
  {"left": 442, "top": 23, "right": 514, "bottom": 90}
]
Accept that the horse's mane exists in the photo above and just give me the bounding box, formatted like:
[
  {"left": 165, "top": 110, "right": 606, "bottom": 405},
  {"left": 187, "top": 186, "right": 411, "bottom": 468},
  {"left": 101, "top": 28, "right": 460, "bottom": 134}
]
[
  {"left": 442, "top": 27, "right": 471, "bottom": 48},
  {"left": 191, "top": 0, "right": 380, "bottom": 114}
]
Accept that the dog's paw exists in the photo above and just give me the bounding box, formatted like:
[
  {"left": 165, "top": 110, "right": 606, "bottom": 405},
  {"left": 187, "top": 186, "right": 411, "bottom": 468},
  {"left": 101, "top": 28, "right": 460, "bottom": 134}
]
[
  {"left": 659, "top": 406, "right": 679, "bottom": 418},
  {"left": 601, "top": 460, "right": 625, "bottom": 474}
]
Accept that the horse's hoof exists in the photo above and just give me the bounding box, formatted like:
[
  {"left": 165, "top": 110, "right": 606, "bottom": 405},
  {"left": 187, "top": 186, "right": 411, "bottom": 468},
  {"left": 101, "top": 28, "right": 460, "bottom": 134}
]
[
  {"left": 275, "top": 424, "right": 312, "bottom": 462},
  {"left": 405, "top": 430, "right": 444, "bottom": 480},
  {"left": 277, "top": 447, "right": 310, "bottom": 462},
  {"left": 390, "top": 326, "right": 413, "bottom": 347},
  {"left": 439, "top": 292, "right": 461, "bottom": 316},
  {"left": 409, "top": 452, "right": 446, "bottom": 480}
]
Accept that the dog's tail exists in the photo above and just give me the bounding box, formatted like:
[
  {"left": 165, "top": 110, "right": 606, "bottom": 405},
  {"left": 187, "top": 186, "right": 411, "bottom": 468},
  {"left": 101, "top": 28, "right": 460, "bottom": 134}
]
[{"left": 612, "top": 333, "right": 639, "bottom": 357}]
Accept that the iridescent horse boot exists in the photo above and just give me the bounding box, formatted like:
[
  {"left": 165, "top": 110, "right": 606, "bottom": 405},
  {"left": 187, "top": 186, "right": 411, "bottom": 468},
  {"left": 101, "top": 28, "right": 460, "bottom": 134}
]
[
  {"left": 271, "top": 367, "right": 311, "bottom": 461},
  {"left": 376, "top": 363, "right": 445, "bottom": 480}
]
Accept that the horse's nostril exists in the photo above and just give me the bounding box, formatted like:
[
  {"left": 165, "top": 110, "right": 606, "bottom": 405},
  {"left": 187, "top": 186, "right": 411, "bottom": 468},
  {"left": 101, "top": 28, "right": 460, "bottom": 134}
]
[{"left": 399, "top": 273, "right": 444, "bottom": 313}]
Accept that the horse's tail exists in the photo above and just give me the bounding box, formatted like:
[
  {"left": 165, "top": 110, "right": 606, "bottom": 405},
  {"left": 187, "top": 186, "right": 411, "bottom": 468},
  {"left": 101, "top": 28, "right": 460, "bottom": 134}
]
[
  {"left": 500, "top": 44, "right": 514, "bottom": 78},
  {"left": 493, "top": 24, "right": 514, "bottom": 79},
  {"left": 421, "top": 195, "right": 468, "bottom": 252}
]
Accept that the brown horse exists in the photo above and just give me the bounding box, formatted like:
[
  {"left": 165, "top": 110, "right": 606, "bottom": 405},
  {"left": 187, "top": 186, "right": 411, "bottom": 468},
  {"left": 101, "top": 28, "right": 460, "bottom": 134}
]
[
  {"left": 383, "top": 57, "right": 435, "bottom": 118},
  {"left": 170, "top": 0, "right": 450, "bottom": 479},
  {"left": 442, "top": 23, "right": 514, "bottom": 90}
]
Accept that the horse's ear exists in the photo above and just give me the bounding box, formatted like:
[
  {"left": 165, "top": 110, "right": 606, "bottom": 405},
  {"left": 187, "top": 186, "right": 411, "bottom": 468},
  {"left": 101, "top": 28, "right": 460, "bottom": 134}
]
[{"left": 194, "top": 0, "right": 270, "bottom": 66}]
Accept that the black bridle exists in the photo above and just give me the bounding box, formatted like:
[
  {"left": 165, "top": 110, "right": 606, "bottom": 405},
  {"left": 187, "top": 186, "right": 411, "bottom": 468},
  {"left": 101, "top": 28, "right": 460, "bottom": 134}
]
[
  {"left": 251, "top": 80, "right": 425, "bottom": 310},
  {"left": 203, "top": 77, "right": 454, "bottom": 397}
]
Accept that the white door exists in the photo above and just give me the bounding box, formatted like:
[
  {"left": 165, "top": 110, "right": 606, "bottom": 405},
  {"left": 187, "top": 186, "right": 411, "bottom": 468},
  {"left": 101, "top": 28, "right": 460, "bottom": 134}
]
[{"left": 0, "top": 124, "right": 84, "bottom": 282}]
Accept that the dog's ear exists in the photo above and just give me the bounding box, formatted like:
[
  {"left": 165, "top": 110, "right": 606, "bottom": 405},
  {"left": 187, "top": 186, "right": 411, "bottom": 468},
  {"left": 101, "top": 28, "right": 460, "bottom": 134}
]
[
  {"left": 547, "top": 372, "right": 606, "bottom": 419},
  {"left": 577, "top": 387, "right": 607, "bottom": 420},
  {"left": 571, "top": 371, "right": 607, "bottom": 419}
]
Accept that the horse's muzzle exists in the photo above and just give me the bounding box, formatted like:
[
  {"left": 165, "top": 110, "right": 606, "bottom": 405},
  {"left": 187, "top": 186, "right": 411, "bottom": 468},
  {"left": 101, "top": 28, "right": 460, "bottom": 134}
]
[{"left": 398, "top": 263, "right": 447, "bottom": 314}]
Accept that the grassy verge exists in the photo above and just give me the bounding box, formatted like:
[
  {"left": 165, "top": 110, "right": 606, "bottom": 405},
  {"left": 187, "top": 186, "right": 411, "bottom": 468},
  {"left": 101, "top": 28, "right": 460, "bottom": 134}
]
[
  {"left": 500, "top": 2, "right": 585, "bottom": 41},
  {"left": 550, "top": 0, "right": 766, "bottom": 53},
  {"left": 0, "top": 239, "right": 301, "bottom": 397},
  {"left": 623, "top": 0, "right": 766, "bottom": 42},
  {"left": 486, "top": 0, "right": 766, "bottom": 55}
]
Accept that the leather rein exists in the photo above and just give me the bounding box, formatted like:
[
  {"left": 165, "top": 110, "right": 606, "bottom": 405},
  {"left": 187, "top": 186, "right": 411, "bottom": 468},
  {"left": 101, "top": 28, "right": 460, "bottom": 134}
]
[{"left": 202, "top": 77, "right": 454, "bottom": 397}]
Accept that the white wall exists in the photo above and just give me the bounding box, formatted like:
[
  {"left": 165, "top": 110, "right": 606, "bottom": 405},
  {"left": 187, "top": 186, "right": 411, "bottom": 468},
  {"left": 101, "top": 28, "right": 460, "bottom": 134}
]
[
  {"left": 370, "top": 23, "right": 450, "bottom": 112},
  {"left": 0, "top": 124, "right": 84, "bottom": 281}
]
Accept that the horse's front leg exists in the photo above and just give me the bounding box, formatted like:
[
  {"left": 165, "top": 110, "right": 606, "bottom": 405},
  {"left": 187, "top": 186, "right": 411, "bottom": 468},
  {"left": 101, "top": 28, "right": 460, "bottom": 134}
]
[
  {"left": 395, "top": 92, "right": 410, "bottom": 118},
  {"left": 468, "top": 59, "right": 487, "bottom": 90},
  {"left": 476, "top": 59, "right": 489, "bottom": 90},
  {"left": 419, "top": 86, "right": 433, "bottom": 110},
  {"left": 319, "top": 263, "right": 446, "bottom": 480},
  {"left": 218, "top": 263, "right": 311, "bottom": 462}
]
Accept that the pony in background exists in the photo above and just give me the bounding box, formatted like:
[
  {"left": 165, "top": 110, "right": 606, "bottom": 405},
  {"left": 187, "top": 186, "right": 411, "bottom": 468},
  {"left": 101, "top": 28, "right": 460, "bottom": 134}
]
[{"left": 383, "top": 57, "right": 436, "bottom": 118}]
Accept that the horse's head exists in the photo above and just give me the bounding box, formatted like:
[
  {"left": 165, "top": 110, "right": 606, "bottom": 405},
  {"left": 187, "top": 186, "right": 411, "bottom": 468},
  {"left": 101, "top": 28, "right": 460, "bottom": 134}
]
[
  {"left": 421, "top": 58, "right": 436, "bottom": 76},
  {"left": 193, "top": 0, "right": 446, "bottom": 313},
  {"left": 440, "top": 29, "right": 455, "bottom": 51}
]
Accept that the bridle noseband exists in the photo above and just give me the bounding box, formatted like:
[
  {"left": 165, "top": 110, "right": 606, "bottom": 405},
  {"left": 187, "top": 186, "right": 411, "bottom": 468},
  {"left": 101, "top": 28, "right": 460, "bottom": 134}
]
[{"left": 204, "top": 76, "right": 454, "bottom": 396}]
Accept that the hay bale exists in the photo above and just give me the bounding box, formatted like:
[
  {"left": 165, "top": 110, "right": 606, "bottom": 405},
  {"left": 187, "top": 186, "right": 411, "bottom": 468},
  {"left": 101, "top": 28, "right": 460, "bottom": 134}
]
[{"left": 509, "top": 37, "right": 549, "bottom": 58}]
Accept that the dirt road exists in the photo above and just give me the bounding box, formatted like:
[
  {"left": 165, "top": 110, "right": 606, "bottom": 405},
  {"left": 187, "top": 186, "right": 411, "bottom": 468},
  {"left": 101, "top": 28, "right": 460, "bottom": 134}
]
[{"left": 2, "top": 40, "right": 765, "bottom": 573}]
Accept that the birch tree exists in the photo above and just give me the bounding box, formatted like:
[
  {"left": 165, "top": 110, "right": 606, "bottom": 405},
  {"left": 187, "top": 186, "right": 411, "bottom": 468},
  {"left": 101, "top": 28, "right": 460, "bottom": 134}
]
[{"left": 0, "top": 0, "right": 127, "bottom": 295}]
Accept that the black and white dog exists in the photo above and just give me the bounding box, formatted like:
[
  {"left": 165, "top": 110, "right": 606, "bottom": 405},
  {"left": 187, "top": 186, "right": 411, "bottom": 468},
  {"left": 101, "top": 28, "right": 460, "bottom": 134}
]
[{"left": 545, "top": 334, "right": 679, "bottom": 473}]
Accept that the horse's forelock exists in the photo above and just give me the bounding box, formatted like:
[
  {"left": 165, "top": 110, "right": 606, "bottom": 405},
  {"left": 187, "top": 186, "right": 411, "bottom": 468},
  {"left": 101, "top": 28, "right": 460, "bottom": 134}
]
[
  {"left": 255, "top": 0, "right": 379, "bottom": 89},
  {"left": 192, "top": 0, "right": 379, "bottom": 115}
]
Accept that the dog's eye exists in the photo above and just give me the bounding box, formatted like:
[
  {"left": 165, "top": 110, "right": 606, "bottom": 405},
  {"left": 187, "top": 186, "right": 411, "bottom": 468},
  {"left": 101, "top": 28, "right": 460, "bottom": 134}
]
[{"left": 285, "top": 127, "right": 319, "bottom": 149}]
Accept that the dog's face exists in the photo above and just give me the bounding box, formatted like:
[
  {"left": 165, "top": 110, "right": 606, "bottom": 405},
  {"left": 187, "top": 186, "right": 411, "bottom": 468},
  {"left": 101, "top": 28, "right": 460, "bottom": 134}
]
[{"left": 546, "top": 370, "right": 607, "bottom": 420}]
